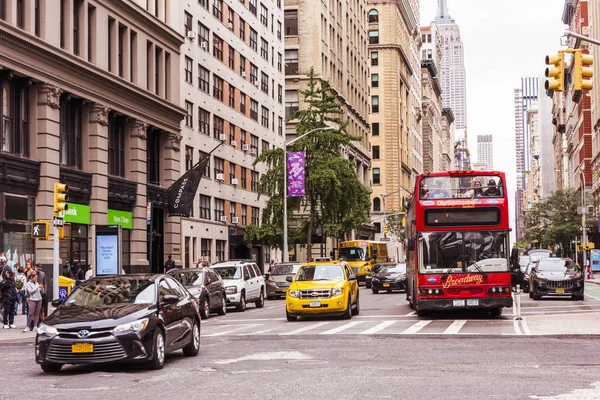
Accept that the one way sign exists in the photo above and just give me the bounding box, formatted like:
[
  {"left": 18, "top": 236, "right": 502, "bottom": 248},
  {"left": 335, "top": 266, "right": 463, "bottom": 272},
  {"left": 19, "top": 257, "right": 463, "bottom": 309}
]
[{"left": 31, "top": 221, "right": 49, "bottom": 239}]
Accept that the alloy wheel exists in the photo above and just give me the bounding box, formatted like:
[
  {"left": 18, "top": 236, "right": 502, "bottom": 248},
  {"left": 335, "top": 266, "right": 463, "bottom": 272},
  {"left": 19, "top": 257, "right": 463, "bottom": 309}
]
[{"left": 156, "top": 333, "right": 165, "bottom": 365}]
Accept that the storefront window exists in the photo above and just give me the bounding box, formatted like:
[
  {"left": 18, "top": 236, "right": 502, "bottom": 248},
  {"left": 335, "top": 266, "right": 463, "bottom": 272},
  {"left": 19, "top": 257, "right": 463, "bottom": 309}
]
[{"left": 1, "top": 194, "right": 35, "bottom": 269}]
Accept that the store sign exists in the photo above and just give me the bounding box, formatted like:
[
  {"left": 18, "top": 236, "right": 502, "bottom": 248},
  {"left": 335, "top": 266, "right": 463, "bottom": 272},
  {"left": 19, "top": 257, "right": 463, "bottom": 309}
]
[
  {"left": 108, "top": 209, "right": 133, "bottom": 229},
  {"left": 61, "top": 203, "right": 91, "bottom": 225}
]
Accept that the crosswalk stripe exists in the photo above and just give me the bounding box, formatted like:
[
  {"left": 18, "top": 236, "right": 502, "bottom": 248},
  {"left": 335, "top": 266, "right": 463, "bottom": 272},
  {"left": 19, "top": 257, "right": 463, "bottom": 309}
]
[
  {"left": 400, "top": 320, "right": 431, "bottom": 334},
  {"left": 279, "top": 321, "right": 330, "bottom": 336},
  {"left": 513, "top": 320, "right": 522, "bottom": 335},
  {"left": 443, "top": 320, "right": 467, "bottom": 334},
  {"left": 203, "top": 324, "right": 263, "bottom": 337},
  {"left": 320, "top": 321, "right": 365, "bottom": 335},
  {"left": 359, "top": 320, "right": 397, "bottom": 335}
]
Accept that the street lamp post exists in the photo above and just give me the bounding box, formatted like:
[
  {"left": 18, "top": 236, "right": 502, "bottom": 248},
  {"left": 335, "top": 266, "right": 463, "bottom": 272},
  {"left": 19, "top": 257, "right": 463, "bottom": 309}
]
[{"left": 282, "top": 126, "right": 335, "bottom": 263}]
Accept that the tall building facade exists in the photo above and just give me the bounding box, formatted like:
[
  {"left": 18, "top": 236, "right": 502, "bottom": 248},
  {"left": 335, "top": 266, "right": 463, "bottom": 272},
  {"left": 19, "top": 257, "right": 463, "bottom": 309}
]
[
  {"left": 434, "top": 0, "right": 467, "bottom": 130},
  {"left": 285, "top": 0, "right": 371, "bottom": 261},
  {"left": 441, "top": 108, "right": 455, "bottom": 171},
  {"left": 537, "top": 76, "right": 556, "bottom": 199},
  {"left": 179, "top": 0, "right": 285, "bottom": 269},
  {"left": 420, "top": 24, "right": 442, "bottom": 174},
  {"left": 526, "top": 107, "right": 540, "bottom": 207},
  {"left": 476, "top": 134, "right": 493, "bottom": 170},
  {"left": 0, "top": 0, "right": 185, "bottom": 296}
]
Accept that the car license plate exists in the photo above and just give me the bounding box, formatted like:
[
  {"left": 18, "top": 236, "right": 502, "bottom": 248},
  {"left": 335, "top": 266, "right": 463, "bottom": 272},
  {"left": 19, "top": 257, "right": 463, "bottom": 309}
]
[
  {"left": 453, "top": 300, "right": 465, "bottom": 307},
  {"left": 556, "top": 288, "right": 565, "bottom": 294},
  {"left": 466, "top": 299, "right": 479, "bottom": 306},
  {"left": 383, "top": 283, "right": 390, "bottom": 287},
  {"left": 309, "top": 300, "right": 321, "bottom": 308},
  {"left": 72, "top": 343, "right": 93, "bottom": 353}
]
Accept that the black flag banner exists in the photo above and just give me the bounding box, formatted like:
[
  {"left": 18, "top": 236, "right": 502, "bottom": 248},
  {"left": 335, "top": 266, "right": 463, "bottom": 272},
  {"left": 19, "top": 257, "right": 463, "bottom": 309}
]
[{"left": 166, "top": 143, "right": 222, "bottom": 217}]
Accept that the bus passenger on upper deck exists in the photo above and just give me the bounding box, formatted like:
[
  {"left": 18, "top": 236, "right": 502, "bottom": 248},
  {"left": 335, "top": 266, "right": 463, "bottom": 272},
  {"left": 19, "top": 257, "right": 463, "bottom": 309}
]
[
  {"left": 429, "top": 180, "right": 450, "bottom": 198},
  {"left": 420, "top": 183, "right": 430, "bottom": 199},
  {"left": 483, "top": 179, "right": 501, "bottom": 197}
]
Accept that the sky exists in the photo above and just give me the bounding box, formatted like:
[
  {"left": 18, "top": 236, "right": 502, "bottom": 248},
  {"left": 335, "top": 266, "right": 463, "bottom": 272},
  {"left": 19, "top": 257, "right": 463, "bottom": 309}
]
[{"left": 420, "top": 0, "right": 567, "bottom": 239}]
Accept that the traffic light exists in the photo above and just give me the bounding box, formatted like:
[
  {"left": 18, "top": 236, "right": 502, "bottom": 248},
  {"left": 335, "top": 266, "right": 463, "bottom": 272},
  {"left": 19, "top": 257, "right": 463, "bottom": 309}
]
[
  {"left": 573, "top": 49, "right": 593, "bottom": 91},
  {"left": 383, "top": 225, "right": 388, "bottom": 236},
  {"left": 31, "top": 221, "right": 49, "bottom": 239},
  {"left": 545, "top": 51, "right": 565, "bottom": 92},
  {"left": 53, "top": 182, "right": 69, "bottom": 215}
]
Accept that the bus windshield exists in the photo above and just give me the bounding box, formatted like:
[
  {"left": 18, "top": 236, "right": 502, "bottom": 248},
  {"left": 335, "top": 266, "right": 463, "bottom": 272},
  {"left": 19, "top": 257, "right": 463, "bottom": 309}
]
[
  {"left": 339, "top": 247, "right": 368, "bottom": 261},
  {"left": 418, "top": 231, "right": 509, "bottom": 274},
  {"left": 420, "top": 176, "right": 504, "bottom": 200}
]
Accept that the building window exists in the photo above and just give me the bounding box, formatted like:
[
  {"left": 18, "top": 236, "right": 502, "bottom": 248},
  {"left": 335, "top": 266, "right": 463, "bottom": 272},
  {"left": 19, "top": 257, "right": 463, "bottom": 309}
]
[
  {"left": 261, "top": 107, "right": 269, "bottom": 128},
  {"left": 213, "top": 115, "right": 224, "bottom": 140},
  {"left": 278, "top": 117, "right": 283, "bottom": 136},
  {"left": 60, "top": 0, "right": 67, "bottom": 49},
  {"left": 250, "top": 134, "right": 259, "bottom": 154},
  {"left": 260, "top": 72, "right": 269, "bottom": 93},
  {"left": 284, "top": 10, "right": 298, "bottom": 35},
  {"left": 214, "top": 198, "right": 224, "bottom": 221},
  {"left": 260, "top": 38, "right": 268, "bottom": 60},
  {"left": 230, "top": 201, "right": 237, "bottom": 220},
  {"left": 373, "top": 197, "right": 381, "bottom": 212},
  {"left": 251, "top": 207, "right": 259, "bottom": 225},
  {"left": 285, "top": 50, "right": 298, "bottom": 75},
  {"left": 277, "top": 85, "right": 283, "bottom": 104},
  {"left": 73, "top": 0, "right": 82, "bottom": 55},
  {"left": 216, "top": 240, "right": 226, "bottom": 261},
  {"left": 228, "top": 46, "right": 235, "bottom": 69},
  {"left": 199, "top": 107, "right": 210, "bottom": 135},
  {"left": 184, "top": 11, "right": 192, "bottom": 35},
  {"left": 250, "top": 63, "right": 258, "bottom": 85},
  {"left": 59, "top": 95, "right": 82, "bottom": 168},
  {"left": 240, "top": 92, "right": 246, "bottom": 113},
  {"left": 239, "top": 55, "right": 246, "bottom": 76},
  {"left": 277, "top": 53, "right": 282, "bottom": 72},
  {"left": 240, "top": 129, "right": 246, "bottom": 148},
  {"left": 213, "top": 35, "right": 223, "bottom": 61},
  {"left": 260, "top": 3, "right": 268, "bottom": 26},
  {"left": 369, "top": 30, "right": 379, "bottom": 44},
  {"left": 372, "top": 145, "right": 380, "bottom": 160},
  {"left": 185, "top": 146, "right": 193, "bottom": 170},
  {"left": 250, "top": 99, "right": 258, "bottom": 121},
  {"left": 277, "top": 21, "right": 282, "bottom": 40},
  {"left": 261, "top": 139, "right": 269, "bottom": 153},
  {"left": 285, "top": 90, "right": 299, "bottom": 119},
  {"left": 213, "top": 75, "right": 223, "bottom": 101},
  {"left": 213, "top": 157, "right": 224, "bottom": 179},
  {"left": 368, "top": 9, "right": 378, "bottom": 23},
  {"left": 201, "top": 238, "right": 211, "bottom": 261},
  {"left": 373, "top": 168, "right": 380, "bottom": 184},
  {"left": 185, "top": 56, "right": 193, "bottom": 84},
  {"left": 198, "top": 22, "right": 209, "bottom": 51},
  {"left": 372, "top": 96, "right": 379, "bottom": 113},
  {"left": 185, "top": 101, "right": 193, "bottom": 127},
  {"left": 212, "top": 0, "right": 223, "bottom": 20},
  {"left": 199, "top": 0, "right": 209, "bottom": 9},
  {"left": 199, "top": 150, "right": 210, "bottom": 177},
  {"left": 371, "top": 74, "right": 379, "bottom": 88},
  {"left": 199, "top": 195, "right": 211, "bottom": 220},
  {"left": 1, "top": 81, "right": 29, "bottom": 157},
  {"left": 228, "top": 85, "right": 235, "bottom": 107},
  {"left": 229, "top": 124, "right": 236, "bottom": 145},
  {"left": 251, "top": 171, "right": 259, "bottom": 192},
  {"left": 228, "top": 7, "right": 234, "bottom": 30},
  {"left": 229, "top": 162, "right": 236, "bottom": 183},
  {"left": 16, "top": 0, "right": 24, "bottom": 28},
  {"left": 108, "top": 115, "right": 126, "bottom": 177},
  {"left": 147, "top": 129, "right": 160, "bottom": 184},
  {"left": 239, "top": 17, "right": 246, "bottom": 40},
  {"left": 250, "top": 28, "right": 257, "bottom": 51},
  {"left": 198, "top": 65, "right": 210, "bottom": 93},
  {"left": 241, "top": 205, "right": 247, "bottom": 225},
  {"left": 372, "top": 123, "right": 379, "bottom": 136},
  {"left": 37, "top": 0, "right": 43, "bottom": 37},
  {"left": 241, "top": 167, "right": 247, "bottom": 189},
  {"left": 371, "top": 51, "right": 378, "bottom": 66},
  {"left": 249, "top": 0, "right": 257, "bottom": 15}
]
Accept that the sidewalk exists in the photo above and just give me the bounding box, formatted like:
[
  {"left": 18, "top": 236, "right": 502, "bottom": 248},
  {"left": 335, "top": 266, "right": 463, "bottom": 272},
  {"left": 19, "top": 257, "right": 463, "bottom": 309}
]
[
  {"left": 0, "top": 305, "right": 56, "bottom": 344},
  {"left": 587, "top": 275, "right": 600, "bottom": 285}
]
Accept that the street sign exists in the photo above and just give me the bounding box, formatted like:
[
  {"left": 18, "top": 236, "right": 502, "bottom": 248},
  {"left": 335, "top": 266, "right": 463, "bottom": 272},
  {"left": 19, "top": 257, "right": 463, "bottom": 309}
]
[
  {"left": 31, "top": 221, "right": 49, "bottom": 239},
  {"left": 53, "top": 216, "right": 64, "bottom": 227}
]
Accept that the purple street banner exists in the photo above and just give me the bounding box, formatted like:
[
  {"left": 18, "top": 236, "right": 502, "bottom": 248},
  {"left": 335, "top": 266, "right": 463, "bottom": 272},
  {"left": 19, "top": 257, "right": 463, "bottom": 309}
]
[{"left": 287, "top": 152, "right": 305, "bottom": 197}]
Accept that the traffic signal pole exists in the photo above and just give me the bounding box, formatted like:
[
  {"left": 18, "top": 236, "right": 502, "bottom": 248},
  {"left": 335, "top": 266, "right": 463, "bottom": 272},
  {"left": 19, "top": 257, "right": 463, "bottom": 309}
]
[
  {"left": 53, "top": 221, "right": 59, "bottom": 300},
  {"left": 53, "top": 182, "right": 69, "bottom": 300},
  {"left": 565, "top": 30, "right": 600, "bottom": 47}
]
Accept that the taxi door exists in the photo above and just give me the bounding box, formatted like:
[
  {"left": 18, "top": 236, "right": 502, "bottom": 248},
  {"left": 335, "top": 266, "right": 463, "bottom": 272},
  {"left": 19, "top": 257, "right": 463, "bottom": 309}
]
[{"left": 344, "top": 264, "right": 359, "bottom": 303}]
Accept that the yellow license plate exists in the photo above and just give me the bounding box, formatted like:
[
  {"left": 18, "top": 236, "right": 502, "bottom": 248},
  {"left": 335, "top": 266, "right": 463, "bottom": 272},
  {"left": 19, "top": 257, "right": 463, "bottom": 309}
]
[
  {"left": 556, "top": 288, "right": 565, "bottom": 294},
  {"left": 72, "top": 343, "right": 93, "bottom": 353},
  {"left": 383, "top": 283, "right": 390, "bottom": 287}
]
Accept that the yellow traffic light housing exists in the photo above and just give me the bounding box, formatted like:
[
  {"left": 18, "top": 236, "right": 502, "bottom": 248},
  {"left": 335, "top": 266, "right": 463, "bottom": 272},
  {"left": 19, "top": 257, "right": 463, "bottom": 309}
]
[
  {"left": 573, "top": 50, "right": 593, "bottom": 91},
  {"left": 53, "top": 182, "right": 69, "bottom": 215},
  {"left": 545, "top": 52, "right": 565, "bottom": 92}
]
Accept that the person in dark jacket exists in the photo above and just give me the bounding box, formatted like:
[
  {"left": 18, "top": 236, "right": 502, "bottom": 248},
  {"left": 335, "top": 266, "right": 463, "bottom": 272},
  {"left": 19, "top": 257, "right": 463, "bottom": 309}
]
[{"left": 1, "top": 269, "right": 17, "bottom": 328}]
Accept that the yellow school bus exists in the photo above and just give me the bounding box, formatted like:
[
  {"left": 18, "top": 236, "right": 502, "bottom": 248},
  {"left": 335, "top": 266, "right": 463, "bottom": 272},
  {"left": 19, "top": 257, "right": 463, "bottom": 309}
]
[{"left": 338, "top": 240, "right": 390, "bottom": 282}]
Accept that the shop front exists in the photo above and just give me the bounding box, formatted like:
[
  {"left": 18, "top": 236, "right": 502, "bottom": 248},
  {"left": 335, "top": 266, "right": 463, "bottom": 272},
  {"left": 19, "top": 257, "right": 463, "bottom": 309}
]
[
  {"left": 59, "top": 202, "right": 91, "bottom": 272},
  {"left": 108, "top": 209, "right": 132, "bottom": 272}
]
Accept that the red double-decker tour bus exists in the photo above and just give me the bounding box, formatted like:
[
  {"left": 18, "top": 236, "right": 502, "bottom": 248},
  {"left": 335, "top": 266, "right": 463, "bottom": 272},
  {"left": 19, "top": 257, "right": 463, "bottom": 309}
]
[{"left": 405, "top": 171, "right": 513, "bottom": 317}]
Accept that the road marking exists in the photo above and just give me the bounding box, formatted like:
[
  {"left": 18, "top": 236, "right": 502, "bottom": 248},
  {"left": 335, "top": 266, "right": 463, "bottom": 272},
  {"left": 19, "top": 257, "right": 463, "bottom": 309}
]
[
  {"left": 359, "top": 320, "right": 397, "bottom": 335},
  {"left": 443, "top": 320, "right": 467, "bottom": 334},
  {"left": 513, "top": 320, "right": 522, "bottom": 335},
  {"left": 319, "top": 321, "right": 365, "bottom": 335},
  {"left": 235, "top": 328, "right": 275, "bottom": 336},
  {"left": 521, "top": 319, "right": 531, "bottom": 335},
  {"left": 204, "top": 324, "right": 263, "bottom": 337},
  {"left": 585, "top": 292, "right": 600, "bottom": 301},
  {"left": 404, "top": 311, "right": 416, "bottom": 316},
  {"left": 400, "top": 320, "right": 431, "bottom": 334},
  {"left": 279, "top": 322, "right": 330, "bottom": 336},
  {"left": 512, "top": 293, "right": 517, "bottom": 316}
]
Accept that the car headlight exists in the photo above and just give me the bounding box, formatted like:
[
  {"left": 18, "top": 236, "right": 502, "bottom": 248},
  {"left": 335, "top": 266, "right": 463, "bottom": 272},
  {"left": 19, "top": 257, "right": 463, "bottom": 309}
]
[
  {"left": 268, "top": 281, "right": 278, "bottom": 287},
  {"left": 226, "top": 286, "right": 238, "bottom": 294},
  {"left": 372, "top": 277, "right": 379, "bottom": 282},
  {"left": 112, "top": 318, "right": 149, "bottom": 333},
  {"left": 288, "top": 290, "right": 299, "bottom": 298},
  {"left": 331, "top": 288, "right": 343, "bottom": 296},
  {"left": 38, "top": 324, "right": 58, "bottom": 336}
]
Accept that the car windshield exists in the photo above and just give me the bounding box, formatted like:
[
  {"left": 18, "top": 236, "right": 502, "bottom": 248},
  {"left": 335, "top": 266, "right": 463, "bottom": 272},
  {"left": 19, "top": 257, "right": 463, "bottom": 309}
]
[
  {"left": 374, "top": 264, "right": 406, "bottom": 274},
  {"left": 271, "top": 264, "right": 301, "bottom": 275},
  {"left": 170, "top": 271, "right": 203, "bottom": 286},
  {"left": 214, "top": 266, "right": 242, "bottom": 280},
  {"left": 519, "top": 256, "right": 530, "bottom": 271},
  {"left": 64, "top": 278, "right": 156, "bottom": 306},
  {"left": 419, "top": 176, "right": 504, "bottom": 200},
  {"left": 295, "top": 265, "right": 345, "bottom": 281},
  {"left": 339, "top": 247, "right": 367, "bottom": 261},
  {"left": 537, "top": 259, "right": 577, "bottom": 272},
  {"left": 419, "top": 231, "right": 509, "bottom": 274}
]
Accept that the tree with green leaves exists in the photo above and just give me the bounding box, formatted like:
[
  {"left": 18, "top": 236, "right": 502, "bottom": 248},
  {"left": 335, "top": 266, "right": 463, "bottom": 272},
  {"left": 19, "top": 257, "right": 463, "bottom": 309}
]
[{"left": 244, "top": 68, "right": 371, "bottom": 260}]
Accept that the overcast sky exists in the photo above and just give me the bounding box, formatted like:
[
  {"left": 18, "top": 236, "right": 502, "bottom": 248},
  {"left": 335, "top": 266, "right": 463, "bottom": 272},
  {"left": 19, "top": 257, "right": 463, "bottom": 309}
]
[{"left": 420, "top": 0, "right": 567, "bottom": 236}]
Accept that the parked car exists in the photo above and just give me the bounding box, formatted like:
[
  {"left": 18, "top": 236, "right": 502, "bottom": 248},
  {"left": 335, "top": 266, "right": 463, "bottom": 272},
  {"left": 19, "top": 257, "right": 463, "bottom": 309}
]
[
  {"left": 371, "top": 263, "right": 407, "bottom": 294},
  {"left": 366, "top": 262, "right": 395, "bottom": 289},
  {"left": 265, "top": 263, "right": 302, "bottom": 299},
  {"left": 529, "top": 258, "right": 584, "bottom": 301},
  {"left": 213, "top": 260, "right": 266, "bottom": 311},
  {"left": 520, "top": 260, "right": 539, "bottom": 293},
  {"left": 36, "top": 274, "right": 201, "bottom": 373},
  {"left": 285, "top": 260, "right": 359, "bottom": 321},
  {"left": 168, "top": 267, "right": 227, "bottom": 319}
]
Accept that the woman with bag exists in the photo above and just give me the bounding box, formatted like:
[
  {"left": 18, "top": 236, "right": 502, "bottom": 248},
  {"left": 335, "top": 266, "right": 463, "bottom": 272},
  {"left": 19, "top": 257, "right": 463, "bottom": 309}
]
[
  {"left": 24, "top": 272, "right": 42, "bottom": 332},
  {"left": 14, "top": 267, "right": 27, "bottom": 315}
]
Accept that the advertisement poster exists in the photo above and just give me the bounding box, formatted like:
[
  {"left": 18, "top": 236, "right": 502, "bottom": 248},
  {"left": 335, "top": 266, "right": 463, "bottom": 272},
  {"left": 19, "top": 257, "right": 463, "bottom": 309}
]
[
  {"left": 591, "top": 249, "right": 600, "bottom": 272},
  {"left": 96, "top": 235, "right": 119, "bottom": 276},
  {"left": 287, "top": 152, "right": 305, "bottom": 197}
]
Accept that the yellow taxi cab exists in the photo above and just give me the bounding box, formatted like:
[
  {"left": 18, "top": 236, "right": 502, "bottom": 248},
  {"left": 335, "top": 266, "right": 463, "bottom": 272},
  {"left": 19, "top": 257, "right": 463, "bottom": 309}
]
[{"left": 285, "top": 258, "right": 359, "bottom": 321}]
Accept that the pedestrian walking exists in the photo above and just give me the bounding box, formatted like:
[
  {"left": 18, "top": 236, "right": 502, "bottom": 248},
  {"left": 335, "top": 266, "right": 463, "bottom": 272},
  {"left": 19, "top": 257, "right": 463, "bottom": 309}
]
[
  {"left": 24, "top": 272, "right": 42, "bottom": 332},
  {"left": 85, "top": 264, "right": 94, "bottom": 280},
  {"left": 34, "top": 264, "right": 48, "bottom": 322},
  {"left": 15, "top": 267, "right": 28, "bottom": 315},
  {"left": 0, "top": 255, "right": 8, "bottom": 320},
  {"left": 1, "top": 269, "right": 18, "bottom": 328},
  {"left": 164, "top": 255, "right": 176, "bottom": 273}
]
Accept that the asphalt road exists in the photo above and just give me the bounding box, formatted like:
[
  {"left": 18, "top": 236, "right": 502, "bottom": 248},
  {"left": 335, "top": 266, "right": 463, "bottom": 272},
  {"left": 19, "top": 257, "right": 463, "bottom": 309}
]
[{"left": 3, "top": 286, "right": 600, "bottom": 399}]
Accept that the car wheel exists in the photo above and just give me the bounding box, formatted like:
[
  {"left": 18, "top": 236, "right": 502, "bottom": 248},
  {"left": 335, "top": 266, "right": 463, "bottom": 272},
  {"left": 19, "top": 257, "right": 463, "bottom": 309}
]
[
  {"left": 351, "top": 295, "right": 360, "bottom": 316},
  {"left": 490, "top": 307, "right": 503, "bottom": 317},
  {"left": 532, "top": 293, "right": 541, "bottom": 301},
  {"left": 342, "top": 297, "right": 352, "bottom": 320},
  {"left": 236, "top": 292, "right": 246, "bottom": 312},
  {"left": 286, "top": 311, "right": 297, "bottom": 321},
  {"left": 387, "top": 290, "right": 392, "bottom": 293},
  {"left": 148, "top": 329, "right": 166, "bottom": 370},
  {"left": 528, "top": 291, "right": 533, "bottom": 299},
  {"left": 372, "top": 288, "right": 379, "bottom": 294},
  {"left": 267, "top": 295, "right": 274, "bottom": 300},
  {"left": 416, "top": 308, "right": 427, "bottom": 317},
  {"left": 40, "top": 363, "right": 62, "bottom": 373},
  {"left": 255, "top": 289, "right": 265, "bottom": 308},
  {"left": 200, "top": 297, "right": 210, "bottom": 320},
  {"left": 573, "top": 294, "right": 585, "bottom": 301},
  {"left": 182, "top": 320, "right": 200, "bottom": 357},
  {"left": 217, "top": 295, "right": 227, "bottom": 316}
]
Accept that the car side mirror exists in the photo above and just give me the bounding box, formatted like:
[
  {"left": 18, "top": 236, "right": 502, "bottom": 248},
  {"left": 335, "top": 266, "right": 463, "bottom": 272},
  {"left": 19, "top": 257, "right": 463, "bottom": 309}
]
[
  {"left": 285, "top": 275, "right": 294, "bottom": 283},
  {"left": 348, "top": 274, "right": 357, "bottom": 281},
  {"left": 51, "top": 299, "right": 64, "bottom": 307},
  {"left": 162, "top": 294, "right": 179, "bottom": 304}
]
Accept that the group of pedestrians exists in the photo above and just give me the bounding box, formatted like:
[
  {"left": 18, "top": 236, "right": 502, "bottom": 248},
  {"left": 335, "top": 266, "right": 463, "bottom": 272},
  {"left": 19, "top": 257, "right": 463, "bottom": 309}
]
[{"left": 0, "top": 256, "right": 47, "bottom": 332}]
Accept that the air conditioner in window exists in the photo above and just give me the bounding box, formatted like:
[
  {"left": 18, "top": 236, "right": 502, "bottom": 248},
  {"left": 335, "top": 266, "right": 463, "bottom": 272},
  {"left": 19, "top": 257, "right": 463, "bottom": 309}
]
[
  {"left": 250, "top": 149, "right": 257, "bottom": 156},
  {"left": 232, "top": 217, "right": 240, "bottom": 224},
  {"left": 186, "top": 31, "right": 196, "bottom": 39},
  {"left": 241, "top": 72, "right": 247, "bottom": 77},
  {"left": 254, "top": 82, "right": 259, "bottom": 87},
  {"left": 228, "top": 22, "right": 234, "bottom": 29},
  {"left": 220, "top": 216, "right": 228, "bottom": 222},
  {"left": 242, "top": 144, "right": 250, "bottom": 151},
  {"left": 219, "top": 133, "right": 227, "bottom": 141},
  {"left": 216, "top": 173, "right": 225, "bottom": 181},
  {"left": 231, "top": 178, "right": 239, "bottom": 185},
  {"left": 231, "top": 140, "right": 237, "bottom": 147},
  {"left": 201, "top": 42, "right": 207, "bottom": 50}
]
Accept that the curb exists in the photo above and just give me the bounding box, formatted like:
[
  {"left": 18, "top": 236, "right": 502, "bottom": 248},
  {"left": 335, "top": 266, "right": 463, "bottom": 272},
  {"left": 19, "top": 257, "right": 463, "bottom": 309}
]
[{"left": 586, "top": 280, "right": 600, "bottom": 286}]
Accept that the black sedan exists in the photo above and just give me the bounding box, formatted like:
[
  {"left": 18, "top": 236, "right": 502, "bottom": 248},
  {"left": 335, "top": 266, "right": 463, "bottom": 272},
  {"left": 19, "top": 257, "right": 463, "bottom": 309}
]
[
  {"left": 529, "top": 258, "right": 584, "bottom": 301},
  {"left": 370, "top": 263, "right": 407, "bottom": 294},
  {"left": 36, "top": 274, "right": 201, "bottom": 373},
  {"left": 168, "top": 268, "right": 227, "bottom": 319}
]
